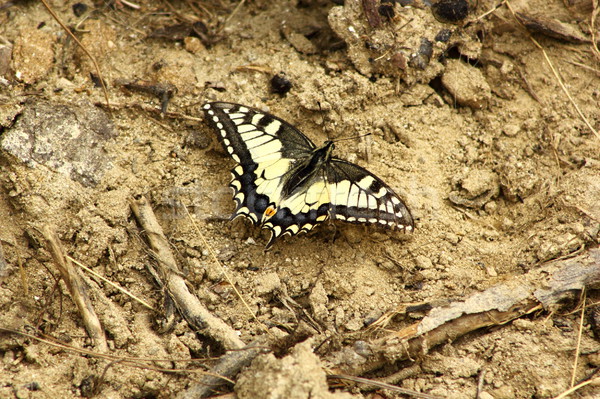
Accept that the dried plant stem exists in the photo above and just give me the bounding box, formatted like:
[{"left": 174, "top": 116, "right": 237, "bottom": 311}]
[{"left": 43, "top": 226, "right": 108, "bottom": 352}]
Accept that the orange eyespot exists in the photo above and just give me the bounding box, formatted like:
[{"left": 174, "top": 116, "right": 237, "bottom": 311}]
[{"left": 265, "top": 206, "right": 277, "bottom": 217}]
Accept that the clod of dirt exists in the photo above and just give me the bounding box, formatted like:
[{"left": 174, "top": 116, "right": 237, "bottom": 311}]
[
  {"left": 497, "top": 156, "right": 540, "bottom": 202},
  {"left": 11, "top": 28, "right": 55, "bottom": 84},
  {"left": 441, "top": 59, "right": 491, "bottom": 109},
  {"left": 309, "top": 281, "right": 329, "bottom": 322},
  {"left": 281, "top": 21, "right": 319, "bottom": 55},
  {"left": 0, "top": 100, "right": 117, "bottom": 187},
  {"left": 254, "top": 272, "right": 282, "bottom": 297},
  {"left": 448, "top": 169, "right": 500, "bottom": 208},
  {"left": 235, "top": 340, "right": 357, "bottom": 399},
  {"left": 422, "top": 352, "right": 482, "bottom": 378},
  {"left": 328, "top": 0, "right": 455, "bottom": 82},
  {"left": 75, "top": 20, "right": 117, "bottom": 76}
]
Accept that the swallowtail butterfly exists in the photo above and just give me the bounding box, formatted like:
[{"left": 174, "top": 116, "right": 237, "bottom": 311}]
[{"left": 203, "top": 102, "right": 414, "bottom": 248}]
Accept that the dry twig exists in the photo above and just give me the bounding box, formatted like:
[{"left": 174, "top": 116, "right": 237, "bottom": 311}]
[
  {"left": 130, "top": 196, "right": 268, "bottom": 398},
  {"left": 42, "top": 226, "right": 108, "bottom": 352},
  {"left": 335, "top": 248, "right": 600, "bottom": 376},
  {"left": 130, "top": 196, "right": 245, "bottom": 350}
]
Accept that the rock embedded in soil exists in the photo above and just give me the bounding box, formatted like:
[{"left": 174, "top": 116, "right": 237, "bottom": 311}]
[
  {"left": 448, "top": 168, "right": 500, "bottom": 208},
  {"left": 441, "top": 59, "right": 491, "bottom": 109},
  {"left": 1, "top": 100, "right": 117, "bottom": 187},
  {"left": 235, "top": 340, "right": 357, "bottom": 399}
]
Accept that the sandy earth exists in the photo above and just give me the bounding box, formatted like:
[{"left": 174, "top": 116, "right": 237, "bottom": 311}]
[{"left": 0, "top": 0, "right": 599, "bottom": 398}]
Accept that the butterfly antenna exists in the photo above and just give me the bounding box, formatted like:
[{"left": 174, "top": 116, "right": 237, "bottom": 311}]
[{"left": 332, "top": 132, "right": 372, "bottom": 143}]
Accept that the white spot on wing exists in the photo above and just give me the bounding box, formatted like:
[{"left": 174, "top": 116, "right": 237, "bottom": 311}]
[
  {"left": 237, "top": 124, "right": 255, "bottom": 133},
  {"left": 251, "top": 114, "right": 263, "bottom": 125},
  {"left": 357, "top": 191, "right": 368, "bottom": 209},
  {"left": 357, "top": 175, "right": 375, "bottom": 190},
  {"left": 367, "top": 194, "right": 378, "bottom": 210},
  {"left": 264, "top": 120, "right": 281, "bottom": 135},
  {"left": 375, "top": 186, "right": 388, "bottom": 198},
  {"left": 251, "top": 139, "right": 281, "bottom": 156},
  {"left": 228, "top": 113, "right": 245, "bottom": 120},
  {"left": 241, "top": 130, "right": 263, "bottom": 141},
  {"left": 347, "top": 184, "right": 360, "bottom": 208},
  {"left": 260, "top": 158, "right": 291, "bottom": 180},
  {"left": 330, "top": 180, "right": 351, "bottom": 206},
  {"left": 245, "top": 134, "right": 274, "bottom": 149},
  {"left": 271, "top": 225, "right": 282, "bottom": 237}
]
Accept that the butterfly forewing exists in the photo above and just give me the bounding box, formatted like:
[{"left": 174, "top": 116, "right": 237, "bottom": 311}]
[
  {"left": 203, "top": 103, "right": 316, "bottom": 231},
  {"left": 203, "top": 102, "right": 414, "bottom": 248}
]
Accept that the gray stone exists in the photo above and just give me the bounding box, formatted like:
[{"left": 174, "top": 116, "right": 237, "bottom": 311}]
[{"left": 1, "top": 100, "right": 117, "bottom": 187}]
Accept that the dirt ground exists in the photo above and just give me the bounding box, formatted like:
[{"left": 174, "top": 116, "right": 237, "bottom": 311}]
[{"left": 1, "top": 0, "right": 599, "bottom": 398}]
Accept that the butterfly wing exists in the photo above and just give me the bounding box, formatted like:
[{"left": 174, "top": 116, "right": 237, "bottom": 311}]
[
  {"left": 325, "top": 159, "right": 414, "bottom": 232},
  {"left": 203, "top": 102, "right": 316, "bottom": 233},
  {"left": 261, "top": 168, "right": 331, "bottom": 247},
  {"left": 203, "top": 102, "right": 414, "bottom": 248}
]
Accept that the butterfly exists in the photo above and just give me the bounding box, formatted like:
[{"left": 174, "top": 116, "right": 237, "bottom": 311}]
[{"left": 203, "top": 102, "right": 414, "bottom": 249}]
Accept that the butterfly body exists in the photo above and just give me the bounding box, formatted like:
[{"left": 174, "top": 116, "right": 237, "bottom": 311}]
[{"left": 203, "top": 102, "right": 414, "bottom": 248}]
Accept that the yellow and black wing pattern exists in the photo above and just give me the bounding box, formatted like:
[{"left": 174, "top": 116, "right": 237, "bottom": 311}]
[{"left": 203, "top": 102, "right": 414, "bottom": 248}]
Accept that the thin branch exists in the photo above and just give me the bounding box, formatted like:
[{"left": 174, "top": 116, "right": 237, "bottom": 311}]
[
  {"left": 570, "top": 289, "right": 586, "bottom": 387},
  {"left": 42, "top": 226, "right": 108, "bottom": 352}
]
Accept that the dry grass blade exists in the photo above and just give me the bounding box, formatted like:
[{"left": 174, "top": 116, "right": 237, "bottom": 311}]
[
  {"left": 220, "top": 0, "right": 246, "bottom": 34},
  {"left": 505, "top": 0, "right": 599, "bottom": 140},
  {"left": 591, "top": 0, "right": 600, "bottom": 62},
  {"left": 40, "top": 0, "right": 111, "bottom": 112},
  {"left": 551, "top": 375, "right": 600, "bottom": 399},
  {"left": 0, "top": 328, "right": 231, "bottom": 381},
  {"left": 181, "top": 202, "right": 272, "bottom": 337},
  {"left": 570, "top": 289, "right": 586, "bottom": 387},
  {"left": 67, "top": 255, "right": 155, "bottom": 311},
  {"left": 328, "top": 374, "right": 444, "bottom": 399}
]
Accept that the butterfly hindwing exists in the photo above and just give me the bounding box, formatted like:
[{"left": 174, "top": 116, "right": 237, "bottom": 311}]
[
  {"left": 325, "top": 160, "right": 413, "bottom": 230},
  {"left": 203, "top": 102, "right": 414, "bottom": 248}
]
